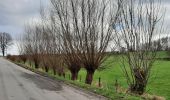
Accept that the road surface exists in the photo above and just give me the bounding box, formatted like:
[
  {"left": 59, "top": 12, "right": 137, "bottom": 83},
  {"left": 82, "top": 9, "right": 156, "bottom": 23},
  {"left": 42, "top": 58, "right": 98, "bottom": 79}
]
[{"left": 0, "top": 58, "right": 106, "bottom": 100}]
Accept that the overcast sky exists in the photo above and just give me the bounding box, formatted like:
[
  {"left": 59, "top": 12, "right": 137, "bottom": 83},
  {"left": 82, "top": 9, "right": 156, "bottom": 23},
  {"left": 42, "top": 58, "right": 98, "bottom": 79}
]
[
  {"left": 0, "top": 0, "right": 170, "bottom": 55},
  {"left": 0, "top": 0, "right": 49, "bottom": 55}
]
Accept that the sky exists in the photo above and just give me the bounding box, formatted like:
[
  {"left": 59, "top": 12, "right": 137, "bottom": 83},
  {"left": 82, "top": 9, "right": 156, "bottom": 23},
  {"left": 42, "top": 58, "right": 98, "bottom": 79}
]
[
  {"left": 0, "top": 0, "right": 49, "bottom": 55},
  {"left": 0, "top": 0, "right": 170, "bottom": 55}
]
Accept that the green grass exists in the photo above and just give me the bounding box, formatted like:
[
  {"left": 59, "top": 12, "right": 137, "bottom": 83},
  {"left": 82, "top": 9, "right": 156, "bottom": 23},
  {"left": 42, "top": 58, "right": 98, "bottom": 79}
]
[
  {"left": 156, "top": 51, "right": 169, "bottom": 58},
  {"left": 64, "top": 51, "right": 170, "bottom": 99},
  {"left": 147, "top": 60, "right": 170, "bottom": 99}
]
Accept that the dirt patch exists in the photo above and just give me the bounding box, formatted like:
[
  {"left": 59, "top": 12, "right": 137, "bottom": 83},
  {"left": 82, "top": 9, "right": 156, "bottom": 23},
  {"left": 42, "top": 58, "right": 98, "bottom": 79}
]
[{"left": 20, "top": 72, "right": 63, "bottom": 91}]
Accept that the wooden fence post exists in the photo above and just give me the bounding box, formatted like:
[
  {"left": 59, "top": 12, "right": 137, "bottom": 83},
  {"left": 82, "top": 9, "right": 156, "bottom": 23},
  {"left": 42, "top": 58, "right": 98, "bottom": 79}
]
[{"left": 99, "top": 77, "right": 101, "bottom": 87}]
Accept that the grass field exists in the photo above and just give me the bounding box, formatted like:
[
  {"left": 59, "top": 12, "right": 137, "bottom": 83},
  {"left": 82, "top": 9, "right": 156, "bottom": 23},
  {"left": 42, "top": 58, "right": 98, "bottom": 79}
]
[
  {"left": 17, "top": 51, "right": 170, "bottom": 99},
  {"left": 63, "top": 51, "right": 170, "bottom": 99}
]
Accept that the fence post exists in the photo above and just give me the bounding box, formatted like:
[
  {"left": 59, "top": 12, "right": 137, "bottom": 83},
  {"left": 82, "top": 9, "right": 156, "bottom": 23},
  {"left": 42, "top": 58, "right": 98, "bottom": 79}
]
[
  {"left": 63, "top": 73, "right": 65, "bottom": 79},
  {"left": 115, "top": 79, "right": 118, "bottom": 93},
  {"left": 99, "top": 77, "right": 101, "bottom": 87}
]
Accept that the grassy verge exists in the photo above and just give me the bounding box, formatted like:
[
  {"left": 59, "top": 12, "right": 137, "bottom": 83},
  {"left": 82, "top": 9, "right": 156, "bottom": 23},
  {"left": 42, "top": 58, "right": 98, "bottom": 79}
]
[{"left": 12, "top": 61, "right": 141, "bottom": 100}]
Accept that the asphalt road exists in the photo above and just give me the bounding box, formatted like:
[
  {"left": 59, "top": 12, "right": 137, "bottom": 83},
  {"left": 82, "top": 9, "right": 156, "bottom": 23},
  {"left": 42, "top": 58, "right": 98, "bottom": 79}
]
[{"left": 0, "top": 58, "right": 106, "bottom": 100}]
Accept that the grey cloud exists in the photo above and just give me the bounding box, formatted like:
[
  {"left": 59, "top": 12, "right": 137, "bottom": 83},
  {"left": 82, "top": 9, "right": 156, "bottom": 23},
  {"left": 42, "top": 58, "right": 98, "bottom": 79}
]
[
  {"left": 0, "top": 0, "right": 41, "bottom": 26},
  {"left": 0, "top": 0, "right": 49, "bottom": 55},
  {"left": 0, "top": 0, "right": 49, "bottom": 40},
  {"left": 0, "top": 0, "right": 39, "bottom": 15}
]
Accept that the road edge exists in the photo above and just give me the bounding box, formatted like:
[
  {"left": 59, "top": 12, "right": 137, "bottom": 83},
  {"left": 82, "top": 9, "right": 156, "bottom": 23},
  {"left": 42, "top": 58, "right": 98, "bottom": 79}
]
[{"left": 7, "top": 60, "right": 108, "bottom": 100}]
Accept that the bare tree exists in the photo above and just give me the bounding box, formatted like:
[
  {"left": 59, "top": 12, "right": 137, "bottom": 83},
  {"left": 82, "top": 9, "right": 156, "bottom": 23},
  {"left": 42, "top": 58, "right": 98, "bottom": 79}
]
[
  {"left": 0, "top": 32, "right": 12, "bottom": 56},
  {"left": 50, "top": 0, "right": 119, "bottom": 83},
  {"left": 41, "top": 8, "right": 65, "bottom": 76},
  {"left": 114, "top": 0, "right": 165, "bottom": 94},
  {"left": 17, "top": 40, "right": 27, "bottom": 63},
  {"left": 50, "top": 0, "right": 82, "bottom": 80},
  {"left": 21, "top": 22, "right": 42, "bottom": 69},
  {"left": 18, "top": 4, "right": 65, "bottom": 76}
]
